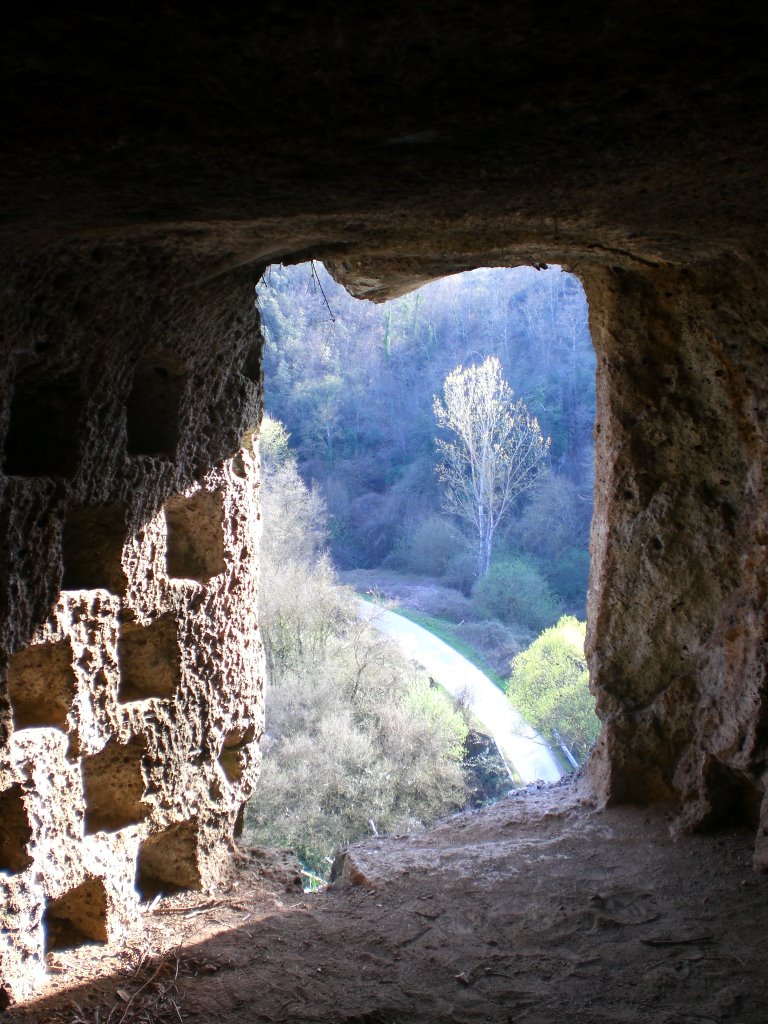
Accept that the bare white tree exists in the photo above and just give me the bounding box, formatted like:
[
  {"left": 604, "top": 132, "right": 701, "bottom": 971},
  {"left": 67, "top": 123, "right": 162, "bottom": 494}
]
[{"left": 434, "top": 356, "right": 550, "bottom": 578}]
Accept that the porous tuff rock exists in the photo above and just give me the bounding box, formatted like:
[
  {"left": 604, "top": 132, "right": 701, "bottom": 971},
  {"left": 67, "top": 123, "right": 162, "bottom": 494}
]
[
  {"left": 0, "top": 246, "right": 265, "bottom": 1002},
  {"left": 584, "top": 260, "right": 768, "bottom": 831}
]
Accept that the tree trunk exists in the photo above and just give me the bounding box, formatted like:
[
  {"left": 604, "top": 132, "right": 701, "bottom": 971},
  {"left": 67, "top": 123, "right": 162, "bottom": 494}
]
[{"left": 478, "top": 527, "right": 493, "bottom": 577}]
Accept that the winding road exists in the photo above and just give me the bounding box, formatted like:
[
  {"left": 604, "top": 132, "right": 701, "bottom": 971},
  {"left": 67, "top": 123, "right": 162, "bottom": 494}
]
[{"left": 357, "top": 599, "right": 562, "bottom": 785}]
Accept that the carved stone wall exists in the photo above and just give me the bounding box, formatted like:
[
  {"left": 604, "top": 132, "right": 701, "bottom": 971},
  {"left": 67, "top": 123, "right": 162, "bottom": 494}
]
[
  {"left": 584, "top": 258, "right": 768, "bottom": 836},
  {"left": 0, "top": 247, "right": 264, "bottom": 1001}
]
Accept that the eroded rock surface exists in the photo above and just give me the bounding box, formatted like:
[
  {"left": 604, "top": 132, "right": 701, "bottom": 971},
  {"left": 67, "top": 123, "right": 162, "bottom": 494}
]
[
  {"left": 0, "top": 250, "right": 265, "bottom": 1001},
  {"left": 585, "top": 260, "right": 768, "bottom": 837}
]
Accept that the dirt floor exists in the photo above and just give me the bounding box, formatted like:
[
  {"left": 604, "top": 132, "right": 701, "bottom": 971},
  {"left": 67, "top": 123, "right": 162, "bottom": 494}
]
[{"left": 7, "top": 780, "right": 768, "bottom": 1024}]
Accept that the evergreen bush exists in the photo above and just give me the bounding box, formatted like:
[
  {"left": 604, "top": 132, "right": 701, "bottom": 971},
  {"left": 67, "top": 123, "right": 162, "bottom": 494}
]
[{"left": 472, "top": 557, "right": 561, "bottom": 631}]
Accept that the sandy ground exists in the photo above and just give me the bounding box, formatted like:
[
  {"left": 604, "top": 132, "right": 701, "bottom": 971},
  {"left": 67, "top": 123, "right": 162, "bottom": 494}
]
[
  {"left": 358, "top": 599, "right": 561, "bottom": 784},
  {"left": 9, "top": 781, "right": 768, "bottom": 1024}
]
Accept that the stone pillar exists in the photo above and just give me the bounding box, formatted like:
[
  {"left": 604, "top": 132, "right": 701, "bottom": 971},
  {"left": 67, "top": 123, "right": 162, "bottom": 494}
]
[
  {"left": 584, "top": 257, "right": 768, "bottom": 848},
  {"left": 0, "top": 244, "right": 265, "bottom": 1003}
]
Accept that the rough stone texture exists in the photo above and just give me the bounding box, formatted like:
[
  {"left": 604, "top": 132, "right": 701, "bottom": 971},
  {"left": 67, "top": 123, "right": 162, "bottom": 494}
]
[
  {"left": 585, "top": 260, "right": 768, "bottom": 828},
  {"left": 0, "top": 249, "right": 265, "bottom": 1001},
  {"left": 1, "top": 1, "right": 767, "bottom": 1004}
]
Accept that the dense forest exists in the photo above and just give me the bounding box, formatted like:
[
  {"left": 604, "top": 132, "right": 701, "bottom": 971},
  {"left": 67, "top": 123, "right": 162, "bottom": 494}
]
[{"left": 257, "top": 262, "right": 596, "bottom": 612}]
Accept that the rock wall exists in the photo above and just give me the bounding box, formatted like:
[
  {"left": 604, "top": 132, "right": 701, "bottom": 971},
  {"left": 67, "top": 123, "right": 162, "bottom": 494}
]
[
  {"left": 585, "top": 257, "right": 768, "bottom": 843},
  {"left": 0, "top": 245, "right": 265, "bottom": 1002}
]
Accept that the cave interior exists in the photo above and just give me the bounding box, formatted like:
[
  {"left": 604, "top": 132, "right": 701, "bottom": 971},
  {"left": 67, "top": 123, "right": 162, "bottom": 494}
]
[{"left": 1, "top": 3, "right": 767, "bottom": 1008}]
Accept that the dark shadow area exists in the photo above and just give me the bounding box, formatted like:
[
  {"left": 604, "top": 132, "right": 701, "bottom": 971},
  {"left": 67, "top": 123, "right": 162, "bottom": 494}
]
[
  {"left": 3, "top": 369, "right": 83, "bottom": 478},
  {"left": 126, "top": 353, "right": 186, "bottom": 458},
  {"left": 61, "top": 503, "right": 128, "bottom": 595},
  {"left": 698, "top": 757, "right": 765, "bottom": 831},
  {"left": 0, "top": 784, "right": 33, "bottom": 874},
  {"left": 241, "top": 340, "right": 262, "bottom": 385}
]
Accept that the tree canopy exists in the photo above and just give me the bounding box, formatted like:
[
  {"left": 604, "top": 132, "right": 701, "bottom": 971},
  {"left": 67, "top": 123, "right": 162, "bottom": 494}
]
[
  {"left": 506, "top": 616, "right": 598, "bottom": 763},
  {"left": 434, "top": 356, "right": 550, "bottom": 577}
]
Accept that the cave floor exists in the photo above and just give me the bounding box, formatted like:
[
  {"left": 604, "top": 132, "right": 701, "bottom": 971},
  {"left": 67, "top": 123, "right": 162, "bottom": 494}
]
[{"left": 9, "top": 782, "right": 768, "bottom": 1024}]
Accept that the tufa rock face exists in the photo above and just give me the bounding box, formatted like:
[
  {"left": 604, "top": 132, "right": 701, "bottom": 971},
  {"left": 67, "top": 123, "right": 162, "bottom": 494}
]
[
  {"left": 0, "top": 1, "right": 767, "bottom": 1002},
  {"left": 0, "top": 247, "right": 265, "bottom": 1000},
  {"left": 584, "top": 260, "right": 768, "bottom": 825}
]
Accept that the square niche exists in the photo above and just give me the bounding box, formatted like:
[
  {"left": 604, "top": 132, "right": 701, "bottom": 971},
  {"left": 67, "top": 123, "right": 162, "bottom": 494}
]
[
  {"left": 82, "top": 739, "right": 149, "bottom": 834},
  {"left": 135, "top": 820, "right": 202, "bottom": 899},
  {"left": 117, "top": 613, "right": 181, "bottom": 703},
  {"left": 43, "top": 876, "right": 109, "bottom": 951},
  {"left": 165, "top": 490, "right": 226, "bottom": 583},
  {"left": 126, "top": 353, "right": 186, "bottom": 458},
  {"left": 3, "top": 368, "right": 83, "bottom": 478},
  {"left": 61, "top": 503, "right": 127, "bottom": 595},
  {"left": 7, "top": 639, "right": 76, "bottom": 731}
]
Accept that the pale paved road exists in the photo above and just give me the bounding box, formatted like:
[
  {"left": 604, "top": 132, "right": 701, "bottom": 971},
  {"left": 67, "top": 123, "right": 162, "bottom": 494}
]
[{"left": 358, "top": 600, "right": 562, "bottom": 785}]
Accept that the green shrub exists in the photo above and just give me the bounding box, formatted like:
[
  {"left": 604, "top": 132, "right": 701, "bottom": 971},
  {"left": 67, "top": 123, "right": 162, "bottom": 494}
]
[
  {"left": 506, "top": 615, "right": 598, "bottom": 762},
  {"left": 472, "top": 557, "right": 561, "bottom": 631},
  {"left": 453, "top": 619, "right": 532, "bottom": 678}
]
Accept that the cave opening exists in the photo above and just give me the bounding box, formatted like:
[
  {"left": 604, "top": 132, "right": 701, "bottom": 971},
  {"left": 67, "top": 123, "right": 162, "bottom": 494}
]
[
  {"left": 245, "top": 260, "right": 598, "bottom": 881},
  {"left": 0, "top": 2, "right": 767, "bottom": 1013}
]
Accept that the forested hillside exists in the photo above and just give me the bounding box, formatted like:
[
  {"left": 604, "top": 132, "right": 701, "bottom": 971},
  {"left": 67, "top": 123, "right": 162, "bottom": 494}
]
[{"left": 257, "top": 262, "right": 595, "bottom": 611}]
